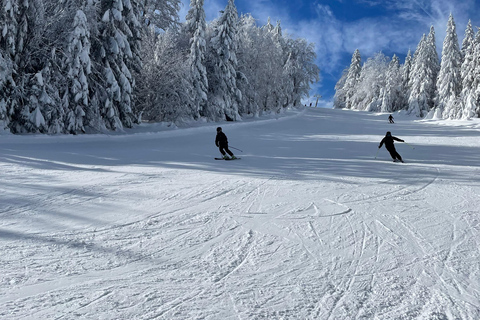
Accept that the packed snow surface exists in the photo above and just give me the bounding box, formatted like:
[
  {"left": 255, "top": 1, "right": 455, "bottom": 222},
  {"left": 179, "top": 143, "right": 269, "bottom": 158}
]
[{"left": 1, "top": 107, "right": 480, "bottom": 319}]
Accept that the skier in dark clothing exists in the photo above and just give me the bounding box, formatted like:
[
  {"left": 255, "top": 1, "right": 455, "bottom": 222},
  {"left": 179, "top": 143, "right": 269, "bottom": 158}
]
[
  {"left": 215, "top": 127, "right": 236, "bottom": 160},
  {"left": 379, "top": 131, "right": 404, "bottom": 162},
  {"left": 388, "top": 114, "right": 394, "bottom": 123}
]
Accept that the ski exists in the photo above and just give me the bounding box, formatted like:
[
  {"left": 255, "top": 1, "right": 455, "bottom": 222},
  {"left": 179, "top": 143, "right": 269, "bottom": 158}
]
[{"left": 215, "top": 157, "right": 241, "bottom": 160}]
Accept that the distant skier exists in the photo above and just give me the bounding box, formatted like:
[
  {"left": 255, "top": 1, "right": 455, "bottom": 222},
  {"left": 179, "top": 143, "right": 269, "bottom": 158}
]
[
  {"left": 215, "top": 127, "right": 236, "bottom": 160},
  {"left": 379, "top": 131, "right": 404, "bottom": 162},
  {"left": 388, "top": 114, "right": 394, "bottom": 123}
]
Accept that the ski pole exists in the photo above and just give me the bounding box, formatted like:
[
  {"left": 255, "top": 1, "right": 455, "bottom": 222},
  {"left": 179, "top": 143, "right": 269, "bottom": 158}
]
[
  {"left": 404, "top": 142, "right": 415, "bottom": 149},
  {"left": 375, "top": 147, "right": 380, "bottom": 159},
  {"left": 230, "top": 146, "right": 243, "bottom": 152}
]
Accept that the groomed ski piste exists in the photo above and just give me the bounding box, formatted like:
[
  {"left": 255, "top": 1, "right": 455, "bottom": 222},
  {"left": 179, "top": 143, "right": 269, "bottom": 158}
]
[{"left": 1, "top": 107, "right": 480, "bottom": 319}]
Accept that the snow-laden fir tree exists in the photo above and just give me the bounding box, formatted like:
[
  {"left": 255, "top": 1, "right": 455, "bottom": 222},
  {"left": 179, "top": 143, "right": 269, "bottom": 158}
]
[
  {"left": 24, "top": 67, "right": 56, "bottom": 133},
  {"left": 0, "top": 0, "right": 17, "bottom": 57},
  {"left": 0, "top": 52, "right": 12, "bottom": 126},
  {"left": 461, "top": 20, "right": 474, "bottom": 59},
  {"left": 407, "top": 27, "right": 439, "bottom": 117},
  {"left": 435, "top": 14, "right": 462, "bottom": 119},
  {"left": 381, "top": 54, "right": 403, "bottom": 112},
  {"left": 65, "top": 8, "right": 92, "bottom": 133},
  {"left": 97, "top": 0, "right": 140, "bottom": 130},
  {"left": 460, "top": 28, "right": 480, "bottom": 119},
  {"left": 185, "top": 0, "right": 208, "bottom": 119},
  {"left": 7, "top": 0, "right": 52, "bottom": 133},
  {"left": 350, "top": 52, "right": 388, "bottom": 112},
  {"left": 0, "top": 0, "right": 17, "bottom": 126},
  {"left": 401, "top": 50, "right": 412, "bottom": 100},
  {"left": 341, "top": 49, "right": 362, "bottom": 109},
  {"left": 262, "top": 17, "right": 274, "bottom": 33},
  {"left": 207, "top": 0, "right": 241, "bottom": 121},
  {"left": 333, "top": 68, "right": 348, "bottom": 109}
]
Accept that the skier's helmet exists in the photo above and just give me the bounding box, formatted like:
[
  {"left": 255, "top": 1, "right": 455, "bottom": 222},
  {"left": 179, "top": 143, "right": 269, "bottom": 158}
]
[
  {"left": 217, "top": 127, "right": 222, "bottom": 132},
  {"left": 386, "top": 131, "right": 392, "bottom": 137}
]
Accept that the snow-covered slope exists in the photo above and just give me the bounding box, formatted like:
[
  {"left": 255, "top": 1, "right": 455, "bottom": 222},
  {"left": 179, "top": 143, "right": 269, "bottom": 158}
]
[{"left": 1, "top": 108, "right": 479, "bottom": 319}]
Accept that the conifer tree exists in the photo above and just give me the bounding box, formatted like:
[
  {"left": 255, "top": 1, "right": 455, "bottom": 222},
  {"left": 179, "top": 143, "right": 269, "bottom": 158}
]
[
  {"left": 185, "top": 0, "right": 208, "bottom": 119},
  {"left": 343, "top": 49, "right": 362, "bottom": 109},
  {"left": 436, "top": 14, "right": 462, "bottom": 119},
  {"left": 65, "top": 8, "right": 92, "bottom": 133},
  {"left": 460, "top": 29, "right": 480, "bottom": 119},
  {"left": 401, "top": 50, "right": 412, "bottom": 105},
  {"left": 207, "top": 0, "right": 241, "bottom": 121},
  {"left": 97, "top": 0, "right": 139, "bottom": 130},
  {"left": 461, "top": 20, "right": 474, "bottom": 59},
  {"left": 0, "top": 0, "right": 17, "bottom": 126},
  {"left": 408, "top": 27, "right": 439, "bottom": 117},
  {"left": 381, "top": 55, "right": 402, "bottom": 112},
  {"left": 344, "top": 49, "right": 362, "bottom": 109},
  {"left": 333, "top": 69, "right": 348, "bottom": 109}
]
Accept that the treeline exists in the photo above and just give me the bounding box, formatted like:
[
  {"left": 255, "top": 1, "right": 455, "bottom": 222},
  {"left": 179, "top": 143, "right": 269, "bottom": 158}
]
[
  {"left": 334, "top": 14, "right": 479, "bottom": 119},
  {"left": 0, "top": 0, "right": 319, "bottom": 134}
]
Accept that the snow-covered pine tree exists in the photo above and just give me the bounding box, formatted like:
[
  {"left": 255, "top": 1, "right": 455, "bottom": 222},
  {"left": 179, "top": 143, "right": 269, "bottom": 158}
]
[
  {"left": 436, "top": 14, "right": 462, "bottom": 119},
  {"left": 185, "top": 0, "right": 208, "bottom": 119},
  {"left": 24, "top": 67, "right": 57, "bottom": 133},
  {"left": 262, "top": 17, "right": 274, "bottom": 33},
  {"left": 65, "top": 8, "right": 92, "bottom": 133},
  {"left": 381, "top": 54, "right": 402, "bottom": 112},
  {"left": 408, "top": 27, "right": 439, "bottom": 117},
  {"left": 207, "top": 0, "right": 241, "bottom": 121},
  {"left": 0, "top": 52, "right": 12, "bottom": 127},
  {"left": 96, "top": 0, "right": 139, "bottom": 130},
  {"left": 461, "top": 20, "right": 474, "bottom": 59},
  {"left": 333, "top": 68, "right": 348, "bottom": 109},
  {"left": 343, "top": 49, "right": 362, "bottom": 109},
  {"left": 401, "top": 50, "right": 412, "bottom": 108},
  {"left": 6, "top": 0, "right": 55, "bottom": 133},
  {"left": 0, "top": 0, "right": 17, "bottom": 127},
  {"left": 460, "top": 28, "right": 480, "bottom": 119}
]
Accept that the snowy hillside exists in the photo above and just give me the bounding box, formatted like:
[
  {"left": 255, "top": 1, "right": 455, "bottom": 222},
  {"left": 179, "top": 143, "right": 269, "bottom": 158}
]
[{"left": 1, "top": 107, "right": 480, "bottom": 319}]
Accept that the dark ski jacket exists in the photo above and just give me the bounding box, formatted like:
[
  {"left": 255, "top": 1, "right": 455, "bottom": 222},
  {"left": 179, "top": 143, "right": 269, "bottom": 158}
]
[
  {"left": 379, "top": 136, "right": 404, "bottom": 150},
  {"left": 215, "top": 132, "right": 228, "bottom": 147}
]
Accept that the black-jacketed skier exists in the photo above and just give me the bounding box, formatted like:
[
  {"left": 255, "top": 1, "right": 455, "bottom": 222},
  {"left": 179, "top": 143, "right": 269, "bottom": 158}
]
[
  {"left": 388, "top": 114, "right": 394, "bottom": 123},
  {"left": 379, "top": 131, "right": 404, "bottom": 162},
  {"left": 215, "top": 127, "right": 236, "bottom": 160}
]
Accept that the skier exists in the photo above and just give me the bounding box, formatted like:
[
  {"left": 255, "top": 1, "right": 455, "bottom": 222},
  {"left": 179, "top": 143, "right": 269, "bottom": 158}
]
[
  {"left": 388, "top": 114, "right": 394, "bottom": 123},
  {"left": 215, "top": 127, "right": 236, "bottom": 160},
  {"left": 379, "top": 131, "right": 404, "bottom": 162}
]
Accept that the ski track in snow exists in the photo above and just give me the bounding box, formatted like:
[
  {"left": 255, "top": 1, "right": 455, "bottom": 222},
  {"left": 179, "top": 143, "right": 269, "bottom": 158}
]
[{"left": 1, "top": 108, "right": 480, "bottom": 319}]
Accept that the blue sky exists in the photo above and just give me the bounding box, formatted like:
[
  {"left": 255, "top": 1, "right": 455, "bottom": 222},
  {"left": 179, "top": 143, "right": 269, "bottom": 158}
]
[{"left": 179, "top": 0, "right": 480, "bottom": 107}]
